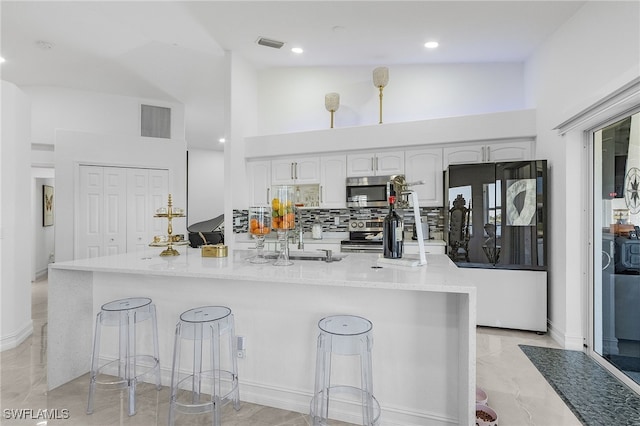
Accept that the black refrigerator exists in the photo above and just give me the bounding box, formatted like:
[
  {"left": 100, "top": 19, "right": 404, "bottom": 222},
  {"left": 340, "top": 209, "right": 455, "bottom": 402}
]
[{"left": 444, "top": 160, "right": 548, "bottom": 270}]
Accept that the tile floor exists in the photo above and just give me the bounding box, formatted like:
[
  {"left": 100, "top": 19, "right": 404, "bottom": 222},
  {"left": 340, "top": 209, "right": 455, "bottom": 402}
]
[{"left": 0, "top": 277, "right": 585, "bottom": 425}]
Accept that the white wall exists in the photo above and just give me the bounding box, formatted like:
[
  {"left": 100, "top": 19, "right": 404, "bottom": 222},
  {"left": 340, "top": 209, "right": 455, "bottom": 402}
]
[
  {"left": 1, "top": 81, "right": 33, "bottom": 351},
  {"left": 224, "top": 51, "right": 258, "bottom": 244},
  {"left": 257, "top": 63, "right": 525, "bottom": 136},
  {"left": 23, "top": 86, "right": 185, "bottom": 145},
  {"left": 187, "top": 149, "right": 225, "bottom": 226},
  {"left": 54, "top": 130, "right": 188, "bottom": 262},
  {"left": 525, "top": 1, "right": 640, "bottom": 349}
]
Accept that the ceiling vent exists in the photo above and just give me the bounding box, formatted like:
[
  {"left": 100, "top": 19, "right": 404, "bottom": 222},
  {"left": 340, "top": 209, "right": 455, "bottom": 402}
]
[{"left": 256, "top": 37, "right": 285, "bottom": 49}]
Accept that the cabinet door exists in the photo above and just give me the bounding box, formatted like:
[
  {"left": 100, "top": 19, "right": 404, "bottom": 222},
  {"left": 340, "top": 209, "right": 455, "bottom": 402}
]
[
  {"left": 376, "top": 152, "right": 404, "bottom": 175},
  {"left": 271, "top": 159, "right": 295, "bottom": 185},
  {"left": 320, "top": 155, "right": 346, "bottom": 208},
  {"left": 486, "top": 141, "right": 532, "bottom": 162},
  {"left": 294, "top": 157, "right": 320, "bottom": 184},
  {"left": 102, "top": 168, "right": 127, "bottom": 256},
  {"left": 347, "top": 153, "right": 376, "bottom": 177},
  {"left": 247, "top": 160, "right": 272, "bottom": 206},
  {"left": 443, "top": 146, "right": 484, "bottom": 168},
  {"left": 404, "top": 148, "right": 443, "bottom": 207}
]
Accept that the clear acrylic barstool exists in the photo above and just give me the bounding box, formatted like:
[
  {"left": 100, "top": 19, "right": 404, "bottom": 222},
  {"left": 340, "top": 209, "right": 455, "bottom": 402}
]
[
  {"left": 310, "top": 315, "right": 380, "bottom": 426},
  {"left": 86, "top": 297, "right": 161, "bottom": 416},
  {"left": 169, "top": 306, "right": 240, "bottom": 426}
]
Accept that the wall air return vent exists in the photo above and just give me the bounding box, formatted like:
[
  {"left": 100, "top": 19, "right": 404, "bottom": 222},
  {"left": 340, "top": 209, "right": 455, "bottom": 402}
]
[
  {"left": 256, "top": 37, "right": 285, "bottom": 49},
  {"left": 141, "top": 104, "right": 171, "bottom": 139}
]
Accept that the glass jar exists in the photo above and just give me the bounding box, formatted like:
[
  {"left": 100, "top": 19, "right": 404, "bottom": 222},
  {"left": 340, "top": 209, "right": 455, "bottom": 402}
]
[{"left": 271, "top": 185, "right": 295, "bottom": 266}]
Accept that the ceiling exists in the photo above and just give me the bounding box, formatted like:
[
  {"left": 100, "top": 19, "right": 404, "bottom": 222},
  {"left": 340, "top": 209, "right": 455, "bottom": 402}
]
[{"left": 1, "top": 1, "right": 586, "bottom": 151}]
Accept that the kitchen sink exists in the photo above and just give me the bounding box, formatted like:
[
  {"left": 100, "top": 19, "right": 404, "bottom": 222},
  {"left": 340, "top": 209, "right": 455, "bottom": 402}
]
[{"left": 264, "top": 252, "right": 345, "bottom": 262}]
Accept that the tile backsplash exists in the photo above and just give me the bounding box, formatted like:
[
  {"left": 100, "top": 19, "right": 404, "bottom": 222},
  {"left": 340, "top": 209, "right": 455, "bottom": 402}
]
[{"left": 233, "top": 207, "right": 444, "bottom": 236}]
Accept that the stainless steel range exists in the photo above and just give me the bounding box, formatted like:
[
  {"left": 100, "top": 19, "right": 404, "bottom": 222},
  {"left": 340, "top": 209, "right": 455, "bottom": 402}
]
[{"left": 340, "top": 219, "right": 384, "bottom": 253}]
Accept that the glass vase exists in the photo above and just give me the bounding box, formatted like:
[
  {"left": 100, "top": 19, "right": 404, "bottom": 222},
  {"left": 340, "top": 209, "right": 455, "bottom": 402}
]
[
  {"left": 249, "top": 206, "right": 271, "bottom": 264},
  {"left": 271, "top": 185, "right": 295, "bottom": 266}
]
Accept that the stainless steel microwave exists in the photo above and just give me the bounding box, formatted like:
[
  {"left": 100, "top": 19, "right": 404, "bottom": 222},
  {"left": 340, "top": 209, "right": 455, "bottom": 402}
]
[{"left": 346, "top": 175, "right": 396, "bottom": 208}]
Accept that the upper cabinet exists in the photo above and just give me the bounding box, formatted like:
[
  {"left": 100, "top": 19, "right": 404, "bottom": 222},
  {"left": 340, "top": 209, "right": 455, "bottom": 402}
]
[
  {"left": 443, "top": 140, "right": 533, "bottom": 168},
  {"left": 404, "top": 148, "right": 443, "bottom": 207},
  {"left": 248, "top": 155, "right": 345, "bottom": 208},
  {"left": 347, "top": 152, "right": 404, "bottom": 177},
  {"left": 247, "top": 160, "right": 271, "bottom": 207},
  {"left": 319, "top": 155, "right": 347, "bottom": 208},
  {"left": 271, "top": 157, "right": 320, "bottom": 185}
]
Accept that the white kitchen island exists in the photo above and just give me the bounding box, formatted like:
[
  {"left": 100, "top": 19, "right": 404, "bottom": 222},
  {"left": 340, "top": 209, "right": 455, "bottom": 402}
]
[{"left": 48, "top": 249, "right": 476, "bottom": 426}]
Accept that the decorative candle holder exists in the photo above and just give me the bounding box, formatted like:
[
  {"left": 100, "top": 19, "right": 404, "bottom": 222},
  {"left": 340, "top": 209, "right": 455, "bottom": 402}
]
[
  {"left": 373, "top": 66, "right": 389, "bottom": 124},
  {"left": 271, "top": 185, "right": 295, "bottom": 266},
  {"left": 249, "top": 206, "right": 271, "bottom": 264},
  {"left": 150, "top": 194, "right": 188, "bottom": 256}
]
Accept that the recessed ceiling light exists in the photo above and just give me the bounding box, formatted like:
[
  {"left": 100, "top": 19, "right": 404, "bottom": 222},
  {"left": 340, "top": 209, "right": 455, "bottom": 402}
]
[
  {"left": 424, "top": 41, "right": 439, "bottom": 49},
  {"left": 218, "top": 138, "right": 225, "bottom": 143},
  {"left": 0, "top": 57, "right": 5, "bottom": 63},
  {"left": 291, "top": 47, "right": 304, "bottom": 54}
]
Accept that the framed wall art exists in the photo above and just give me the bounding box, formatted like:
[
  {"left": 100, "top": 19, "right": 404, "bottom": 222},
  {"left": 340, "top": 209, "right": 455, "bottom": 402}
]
[{"left": 43, "top": 185, "right": 54, "bottom": 227}]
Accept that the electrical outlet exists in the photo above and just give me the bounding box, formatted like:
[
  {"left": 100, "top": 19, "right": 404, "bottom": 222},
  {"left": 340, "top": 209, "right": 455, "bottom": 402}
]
[{"left": 237, "top": 336, "right": 245, "bottom": 358}]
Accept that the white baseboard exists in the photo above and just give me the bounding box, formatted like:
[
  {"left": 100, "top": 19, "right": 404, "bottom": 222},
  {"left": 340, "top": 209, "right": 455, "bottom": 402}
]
[
  {"left": 35, "top": 267, "right": 49, "bottom": 280},
  {"left": 547, "top": 319, "right": 584, "bottom": 350},
  {"left": 0, "top": 320, "right": 34, "bottom": 352},
  {"left": 97, "top": 357, "right": 457, "bottom": 426}
]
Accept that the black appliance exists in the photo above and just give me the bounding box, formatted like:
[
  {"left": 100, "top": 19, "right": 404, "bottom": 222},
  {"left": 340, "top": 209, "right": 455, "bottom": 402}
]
[
  {"left": 444, "top": 160, "right": 548, "bottom": 269},
  {"left": 187, "top": 214, "right": 224, "bottom": 247},
  {"left": 340, "top": 219, "right": 384, "bottom": 253}
]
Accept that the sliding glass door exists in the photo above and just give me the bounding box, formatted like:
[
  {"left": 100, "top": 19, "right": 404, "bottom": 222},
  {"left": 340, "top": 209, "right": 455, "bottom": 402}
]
[{"left": 593, "top": 111, "right": 640, "bottom": 386}]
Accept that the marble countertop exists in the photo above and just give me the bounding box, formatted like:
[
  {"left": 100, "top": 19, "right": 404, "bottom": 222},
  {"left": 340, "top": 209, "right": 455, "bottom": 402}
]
[{"left": 50, "top": 248, "right": 473, "bottom": 294}]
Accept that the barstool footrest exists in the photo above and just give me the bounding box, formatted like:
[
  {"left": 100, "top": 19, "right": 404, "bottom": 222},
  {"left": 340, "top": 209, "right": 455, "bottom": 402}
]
[
  {"left": 310, "top": 385, "right": 380, "bottom": 425},
  {"left": 92, "top": 355, "right": 160, "bottom": 389},
  {"left": 171, "top": 369, "right": 239, "bottom": 415}
]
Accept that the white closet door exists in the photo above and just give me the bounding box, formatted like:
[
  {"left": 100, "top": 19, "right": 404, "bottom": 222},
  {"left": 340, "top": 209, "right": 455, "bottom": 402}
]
[
  {"left": 103, "top": 167, "right": 127, "bottom": 256},
  {"left": 148, "top": 169, "right": 169, "bottom": 239},
  {"left": 126, "top": 168, "right": 169, "bottom": 252},
  {"left": 127, "top": 169, "right": 150, "bottom": 252},
  {"left": 78, "top": 166, "right": 104, "bottom": 259},
  {"left": 78, "top": 166, "right": 169, "bottom": 259}
]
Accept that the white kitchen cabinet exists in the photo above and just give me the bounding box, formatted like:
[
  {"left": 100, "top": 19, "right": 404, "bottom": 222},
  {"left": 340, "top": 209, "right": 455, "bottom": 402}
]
[
  {"left": 443, "top": 140, "right": 533, "bottom": 168},
  {"left": 247, "top": 160, "right": 272, "bottom": 206},
  {"left": 404, "top": 148, "right": 443, "bottom": 207},
  {"left": 319, "top": 154, "right": 346, "bottom": 208},
  {"left": 271, "top": 156, "right": 320, "bottom": 185},
  {"left": 347, "top": 151, "right": 404, "bottom": 177},
  {"left": 455, "top": 268, "right": 547, "bottom": 332}
]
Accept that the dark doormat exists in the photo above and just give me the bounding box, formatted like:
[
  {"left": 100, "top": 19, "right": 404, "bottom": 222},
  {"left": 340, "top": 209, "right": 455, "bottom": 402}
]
[{"left": 519, "top": 345, "right": 640, "bottom": 426}]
